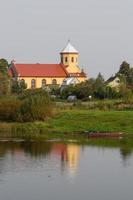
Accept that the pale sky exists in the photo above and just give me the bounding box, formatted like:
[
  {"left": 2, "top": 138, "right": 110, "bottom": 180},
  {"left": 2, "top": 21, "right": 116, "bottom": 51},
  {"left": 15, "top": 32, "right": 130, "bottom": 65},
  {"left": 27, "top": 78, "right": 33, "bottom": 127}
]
[{"left": 0, "top": 0, "right": 133, "bottom": 79}]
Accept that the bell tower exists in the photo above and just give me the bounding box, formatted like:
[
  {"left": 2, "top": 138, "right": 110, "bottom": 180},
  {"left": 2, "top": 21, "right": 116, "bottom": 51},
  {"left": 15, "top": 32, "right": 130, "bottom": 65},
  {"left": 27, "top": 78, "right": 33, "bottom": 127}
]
[{"left": 60, "top": 41, "right": 81, "bottom": 73}]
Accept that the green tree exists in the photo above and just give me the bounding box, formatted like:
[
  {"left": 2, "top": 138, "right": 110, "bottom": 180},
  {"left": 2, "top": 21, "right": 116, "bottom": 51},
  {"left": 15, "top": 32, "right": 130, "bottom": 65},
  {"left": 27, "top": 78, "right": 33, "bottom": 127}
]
[
  {"left": 117, "top": 61, "right": 133, "bottom": 86},
  {"left": 0, "top": 58, "right": 8, "bottom": 75},
  {"left": 94, "top": 73, "right": 105, "bottom": 99},
  {"left": 118, "top": 61, "right": 130, "bottom": 76},
  {"left": 11, "top": 80, "right": 27, "bottom": 94},
  {"left": 0, "top": 58, "right": 10, "bottom": 96}
]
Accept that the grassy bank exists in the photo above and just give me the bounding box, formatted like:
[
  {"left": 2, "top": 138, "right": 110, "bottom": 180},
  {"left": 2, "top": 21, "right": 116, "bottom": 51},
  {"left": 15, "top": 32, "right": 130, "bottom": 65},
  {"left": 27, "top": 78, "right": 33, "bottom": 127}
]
[{"left": 0, "top": 109, "right": 133, "bottom": 140}]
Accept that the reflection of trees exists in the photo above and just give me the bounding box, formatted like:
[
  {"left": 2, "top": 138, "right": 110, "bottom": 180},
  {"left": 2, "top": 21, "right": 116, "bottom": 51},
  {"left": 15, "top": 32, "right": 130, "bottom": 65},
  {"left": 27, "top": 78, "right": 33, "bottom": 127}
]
[
  {"left": 87, "top": 138, "right": 133, "bottom": 163},
  {"left": 119, "top": 138, "right": 133, "bottom": 163},
  {"left": 0, "top": 143, "right": 8, "bottom": 157},
  {"left": 120, "top": 147, "right": 133, "bottom": 167},
  {"left": 20, "top": 142, "right": 52, "bottom": 158},
  {"left": 0, "top": 142, "right": 24, "bottom": 175},
  {"left": 0, "top": 141, "right": 53, "bottom": 159},
  {"left": 120, "top": 147, "right": 133, "bottom": 161},
  {"left": 0, "top": 142, "right": 21, "bottom": 156},
  {"left": 0, "top": 143, "right": 9, "bottom": 175}
]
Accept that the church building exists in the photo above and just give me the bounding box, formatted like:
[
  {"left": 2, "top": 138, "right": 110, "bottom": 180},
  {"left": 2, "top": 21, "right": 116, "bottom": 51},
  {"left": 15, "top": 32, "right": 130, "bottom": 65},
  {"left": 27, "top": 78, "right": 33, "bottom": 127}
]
[{"left": 10, "top": 41, "right": 87, "bottom": 89}]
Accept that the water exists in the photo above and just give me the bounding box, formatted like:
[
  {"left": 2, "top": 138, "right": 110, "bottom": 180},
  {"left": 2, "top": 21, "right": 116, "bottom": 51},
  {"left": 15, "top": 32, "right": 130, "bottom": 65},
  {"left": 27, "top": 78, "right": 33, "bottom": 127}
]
[{"left": 0, "top": 141, "right": 133, "bottom": 200}]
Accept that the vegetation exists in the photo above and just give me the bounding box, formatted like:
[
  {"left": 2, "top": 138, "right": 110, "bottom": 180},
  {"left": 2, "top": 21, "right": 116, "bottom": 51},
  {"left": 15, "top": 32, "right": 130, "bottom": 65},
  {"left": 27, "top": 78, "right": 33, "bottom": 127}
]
[
  {"left": 11, "top": 79, "right": 27, "bottom": 94},
  {"left": 60, "top": 71, "right": 132, "bottom": 101},
  {"left": 0, "top": 90, "right": 53, "bottom": 122},
  {"left": 20, "top": 92, "right": 53, "bottom": 122},
  {"left": 117, "top": 61, "right": 133, "bottom": 86},
  {"left": 0, "top": 110, "right": 132, "bottom": 140},
  {"left": 0, "top": 58, "right": 10, "bottom": 96}
]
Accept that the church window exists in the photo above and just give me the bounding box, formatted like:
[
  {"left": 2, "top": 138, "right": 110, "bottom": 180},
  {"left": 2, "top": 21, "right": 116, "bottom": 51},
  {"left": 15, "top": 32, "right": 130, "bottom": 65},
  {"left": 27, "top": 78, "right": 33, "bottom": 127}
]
[
  {"left": 42, "top": 79, "right": 46, "bottom": 89},
  {"left": 20, "top": 79, "right": 25, "bottom": 84},
  {"left": 52, "top": 79, "right": 57, "bottom": 85},
  {"left": 65, "top": 57, "right": 68, "bottom": 62},
  {"left": 71, "top": 57, "right": 74, "bottom": 62},
  {"left": 31, "top": 79, "right": 36, "bottom": 89}
]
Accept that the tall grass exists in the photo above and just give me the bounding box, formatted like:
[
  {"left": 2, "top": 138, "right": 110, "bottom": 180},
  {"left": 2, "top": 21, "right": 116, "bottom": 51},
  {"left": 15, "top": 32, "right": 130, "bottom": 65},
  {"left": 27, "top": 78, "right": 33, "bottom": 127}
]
[{"left": 0, "top": 92, "right": 53, "bottom": 122}]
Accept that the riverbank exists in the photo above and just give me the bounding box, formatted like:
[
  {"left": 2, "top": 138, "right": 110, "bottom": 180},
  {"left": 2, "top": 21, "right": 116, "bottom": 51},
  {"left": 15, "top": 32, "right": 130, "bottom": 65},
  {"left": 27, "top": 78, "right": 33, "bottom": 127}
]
[{"left": 0, "top": 110, "right": 133, "bottom": 140}]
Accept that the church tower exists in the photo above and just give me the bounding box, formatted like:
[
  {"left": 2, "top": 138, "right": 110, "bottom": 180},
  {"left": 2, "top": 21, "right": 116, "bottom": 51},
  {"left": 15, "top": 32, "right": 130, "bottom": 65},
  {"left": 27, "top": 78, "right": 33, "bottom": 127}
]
[{"left": 60, "top": 41, "right": 81, "bottom": 73}]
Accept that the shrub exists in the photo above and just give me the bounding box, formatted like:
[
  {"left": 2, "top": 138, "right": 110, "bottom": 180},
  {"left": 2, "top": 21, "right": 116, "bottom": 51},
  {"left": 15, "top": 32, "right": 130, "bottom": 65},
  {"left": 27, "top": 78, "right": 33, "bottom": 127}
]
[
  {"left": 123, "top": 89, "right": 133, "bottom": 104},
  {"left": 0, "top": 90, "right": 54, "bottom": 122},
  {"left": 18, "top": 88, "right": 49, "bottom": 100},
  {"left": 20, "top": 94, "right": 53, "bottom": 122},
  {"left": 0, "top": 96, "right": 21, "bottom": 121},
  {"left": 11, "top": 80, "right": 27, "bottom": 94}
]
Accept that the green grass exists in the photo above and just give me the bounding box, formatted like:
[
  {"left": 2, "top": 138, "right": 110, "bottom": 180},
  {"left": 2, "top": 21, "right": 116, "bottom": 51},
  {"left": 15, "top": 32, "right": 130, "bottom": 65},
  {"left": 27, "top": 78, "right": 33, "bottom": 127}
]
[
  {"left": 0, "top": 109, "right": 133, "bottom": 139},
  {"left": 50, "top": 110, "right": 133, "bottom": 134}
]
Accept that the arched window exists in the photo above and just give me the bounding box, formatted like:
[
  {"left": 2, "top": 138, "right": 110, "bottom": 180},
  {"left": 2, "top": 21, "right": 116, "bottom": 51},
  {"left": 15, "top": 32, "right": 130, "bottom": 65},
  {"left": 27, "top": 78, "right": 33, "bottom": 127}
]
[
  {"left": 20, "top": 79, "right": 25, "bottom": 84},
  {"left": 52, "top": 79, "right": 57, "bottom": 85},
  {"left": 71, "top": 57, "right": 74, "bottom": 62},
  {"left": 20, "top": 79, "right": 25, "bottom": 85},
  {"left": 42, "top": 79, "right": 46, "bottom": 89},
  {"left": 65, "top": 57, "right": 68, "bottom": 62},
  {"left": 31, "top": 79, "right": 36, "bottom": 89}
]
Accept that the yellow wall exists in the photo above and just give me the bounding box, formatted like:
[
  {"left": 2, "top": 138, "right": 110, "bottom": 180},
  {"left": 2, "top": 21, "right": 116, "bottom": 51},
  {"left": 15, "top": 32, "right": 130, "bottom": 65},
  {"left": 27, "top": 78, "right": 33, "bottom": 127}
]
[
  {"left": 107, "top": 77, "right": 120, "bottom": 88},
  {"left": 19, "top": 76, "right": 87, "bottom": 89},
  {"left": 18, "top": 77, "right": 66, "bottom": 89},
  {"left": 77, "top": 77, "right": 87, "bottom": 82},
  {"left": 61, "top": 53, "right": 81, "bottom": 73}
]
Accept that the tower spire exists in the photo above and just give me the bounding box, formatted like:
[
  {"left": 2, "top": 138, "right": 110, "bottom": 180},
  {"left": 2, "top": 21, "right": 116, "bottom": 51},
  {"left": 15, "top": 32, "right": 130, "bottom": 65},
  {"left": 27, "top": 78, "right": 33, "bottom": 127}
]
[{"left": 61, "top": 41, "right": 78, "bottom": 54}]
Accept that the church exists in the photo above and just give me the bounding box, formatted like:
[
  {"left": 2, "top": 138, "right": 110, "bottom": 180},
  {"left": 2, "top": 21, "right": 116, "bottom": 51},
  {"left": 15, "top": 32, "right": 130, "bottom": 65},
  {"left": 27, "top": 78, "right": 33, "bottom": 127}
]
[{"left": 10, "top": 41, "right": 87, "bottom": 89}]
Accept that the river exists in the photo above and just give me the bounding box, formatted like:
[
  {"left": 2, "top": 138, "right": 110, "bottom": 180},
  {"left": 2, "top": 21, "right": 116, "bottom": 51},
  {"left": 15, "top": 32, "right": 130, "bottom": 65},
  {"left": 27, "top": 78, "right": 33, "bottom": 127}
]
[{"left": 0, "top": 140, "right": 133, "bottom": 200}]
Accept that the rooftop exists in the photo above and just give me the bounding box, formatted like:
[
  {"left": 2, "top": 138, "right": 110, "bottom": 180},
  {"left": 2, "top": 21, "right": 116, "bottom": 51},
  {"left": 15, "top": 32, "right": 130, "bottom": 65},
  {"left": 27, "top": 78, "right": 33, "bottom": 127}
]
[
  {"left": 61, "top": 41, "right": 78, "bottom": 54},
  {"left": 12, "top": 63, "right": 68, "bottom": 77}
]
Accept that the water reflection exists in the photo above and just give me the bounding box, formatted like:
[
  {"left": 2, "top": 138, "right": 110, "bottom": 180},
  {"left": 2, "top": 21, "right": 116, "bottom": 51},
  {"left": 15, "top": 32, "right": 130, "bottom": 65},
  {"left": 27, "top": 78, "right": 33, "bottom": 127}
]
[
  {"left": 0, "top": 140, "right": 133, "bottom": 175},
  {"left": 0, "top": 142, "right": 80, "bottom": 176},
  {"left": 51, "top": 143, "right": 80, "bottom": 175}
]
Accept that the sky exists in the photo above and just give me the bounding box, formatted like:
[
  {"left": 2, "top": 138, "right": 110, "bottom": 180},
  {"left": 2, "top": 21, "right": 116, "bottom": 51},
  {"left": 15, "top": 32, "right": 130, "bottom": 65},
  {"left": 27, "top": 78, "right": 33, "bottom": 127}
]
[{"left": 0, "top": 0, "right": 133, "bottom": 79}]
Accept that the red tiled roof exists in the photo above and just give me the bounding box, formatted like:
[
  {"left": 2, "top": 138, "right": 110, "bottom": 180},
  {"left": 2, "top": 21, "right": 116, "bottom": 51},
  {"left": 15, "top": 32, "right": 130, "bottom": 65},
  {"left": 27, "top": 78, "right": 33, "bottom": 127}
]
[{"left": 13, "top": 63, "right": 68, "bottom": 77}]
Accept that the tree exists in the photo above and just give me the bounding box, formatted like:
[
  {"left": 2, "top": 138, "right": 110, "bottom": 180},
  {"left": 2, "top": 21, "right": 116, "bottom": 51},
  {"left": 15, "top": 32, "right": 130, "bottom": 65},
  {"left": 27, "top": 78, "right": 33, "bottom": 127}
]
[
  {"left": 0, "top": 58, "right": 10, "bottom": 96},
  {"left": 0, "top": 58, "right": 8, "bottom": 75},
  {"left": 11, "top": 80, "right": 27, "bottom": 94},
  {"left": 93, "top": 73, "right": 105, "bottom": 99},
  {"left": 117, "top": 61, "right": 133, "bottom": 86},
  {"left": 118, "top": 61, "right": 130, "bottom": 76}
]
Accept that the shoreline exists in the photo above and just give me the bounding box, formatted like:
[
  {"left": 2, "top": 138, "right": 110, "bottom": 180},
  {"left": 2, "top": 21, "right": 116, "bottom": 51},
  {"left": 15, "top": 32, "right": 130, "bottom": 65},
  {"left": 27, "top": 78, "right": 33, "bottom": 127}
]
[{"left": 0, "top": 109, "right": 132, "bottom": 141}]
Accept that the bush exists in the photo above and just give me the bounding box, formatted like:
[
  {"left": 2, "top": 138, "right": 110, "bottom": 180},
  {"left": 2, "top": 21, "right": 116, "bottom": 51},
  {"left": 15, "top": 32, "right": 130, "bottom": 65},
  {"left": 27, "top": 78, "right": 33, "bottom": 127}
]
[
  {"left": 0, "top": 91, "right": 53, "bottom": 122},
  {"left": 11, "top": 80, "right": 27, "bottom": 94},
  {"left": 20, "top": 94, "right": 53, "bottom": 122},
  {"left": 18, "top": 88, "right": 49, "bottom": 100},
  {"left": 123, "top": 89, "right": 133, "bottom": 104},
  {"left": 0, "top": 96, "right": 21, "bottom": 121}
]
